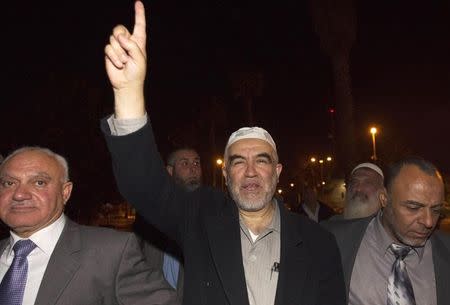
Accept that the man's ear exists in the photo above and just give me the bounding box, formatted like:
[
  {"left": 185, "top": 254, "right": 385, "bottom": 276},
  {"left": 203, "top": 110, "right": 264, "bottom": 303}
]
[
  {"left": 379, "top": 187, "right": 388, "bottom": 208},
  {"left": 166, "top": 165, "right": 173, "bottom": 176},
  {"left": 222, "top": 165, "right": 228, "bottom": 186},
  {"left": 62, "top": 182, "right": 73, "bottom": 205}
]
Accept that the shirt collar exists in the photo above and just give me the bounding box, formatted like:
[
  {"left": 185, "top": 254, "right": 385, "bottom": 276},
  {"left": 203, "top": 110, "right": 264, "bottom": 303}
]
[
  {"left": 9, "top": 214, "right": 66, "bottom": 256},
  {"left": 373, "top": 210, "right": 425, "bottom": 261},
  {"left": 302, "top": 202, "right": 320, "bottom": 221},
  {"left": 239, "top": 198, "right": 281, "bottom": 241}
]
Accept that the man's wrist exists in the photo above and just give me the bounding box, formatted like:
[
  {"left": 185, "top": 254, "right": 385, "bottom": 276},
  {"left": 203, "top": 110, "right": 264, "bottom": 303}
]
[{"left": 113, "top": 86, "right": 146, "bottom": 119}]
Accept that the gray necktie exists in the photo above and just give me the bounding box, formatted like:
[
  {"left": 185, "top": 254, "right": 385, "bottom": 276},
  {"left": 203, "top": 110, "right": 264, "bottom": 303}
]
[
  {"left": 0, "top": 240, "right": 37, "bottom": 305},
  {"left": 387, "top": 243, "right": 416, "bottom": 305}
]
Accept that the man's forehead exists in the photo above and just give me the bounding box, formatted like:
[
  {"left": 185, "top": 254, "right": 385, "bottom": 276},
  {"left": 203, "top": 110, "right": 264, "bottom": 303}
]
[
  {"left": 394, "top": 165, "right": 443, "bottom": 189},
  {"left": 227, "top": 138, "right": 276, "bottom": 155},
  {"left": 174, "top": 149, "right": 200, "bottom": 160},
  {"left": 2, "top": 151, "right": 60, "bottom": 175}
]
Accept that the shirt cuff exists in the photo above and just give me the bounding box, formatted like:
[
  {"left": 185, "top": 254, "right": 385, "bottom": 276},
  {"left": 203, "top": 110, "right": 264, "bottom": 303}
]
[{"left": 106, "top": 113, "right": 148, "bottom": 136}]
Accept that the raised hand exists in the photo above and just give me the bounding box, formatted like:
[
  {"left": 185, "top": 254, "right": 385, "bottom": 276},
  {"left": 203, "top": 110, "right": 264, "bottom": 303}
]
[{"left": 104, "top": 1, "right": 147, "bottom": 119}]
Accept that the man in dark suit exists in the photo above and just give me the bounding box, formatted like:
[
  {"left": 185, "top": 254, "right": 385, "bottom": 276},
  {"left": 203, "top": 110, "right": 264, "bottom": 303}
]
[
  {"left": 102, "top": 2, "right": 346, "bottom": 305},
  {"left": 323, "top": 157, "right": 450, "bottom": 305},
  {"left": 0, "top": 147, "right": 177, "bottom": 305},
  {"left": 136, "top": 147, "right": 202, "bottom": 303},
  {"left": 293, "top": 184, "right": 335, "bottom": 222}
]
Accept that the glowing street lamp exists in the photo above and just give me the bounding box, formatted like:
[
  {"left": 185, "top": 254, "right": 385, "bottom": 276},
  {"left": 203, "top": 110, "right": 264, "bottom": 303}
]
[
  {"left": 370, "top": 127, "right": 378, "bottom": 161},
  {"left": 214, "top": 158, "right": 224, "bottom": 189}
]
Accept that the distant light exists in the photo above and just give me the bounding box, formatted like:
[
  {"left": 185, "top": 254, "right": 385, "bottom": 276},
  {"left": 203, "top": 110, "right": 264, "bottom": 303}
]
[
  {"left": 326, "top": 156, "right": 332, "bottom": 162},
  {"left": 329, "top": 108, "right": 335, "bottom": 114},
  {"left": 322, "top": 181, "right": 326, "bottom": 185},
  {"left": 278, "top": 189, "right": 283, "bottom": 194},
  {"left": 319, "top": 159, "right": 324, "bottom": 164},
  {"left": 290, "top": 183, "right": 294, "bottom": 187},
  {"left": 370, "top": 127, "right": 377, "bottom": 135},
  {"left": 216, "top": 158, "right": 223, "bottom": 166},
  {"left": 310, "top": 157, "right": 316, "bottom": 163}
]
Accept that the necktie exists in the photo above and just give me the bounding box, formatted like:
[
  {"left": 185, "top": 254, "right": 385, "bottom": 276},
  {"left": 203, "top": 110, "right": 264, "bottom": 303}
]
[
  {"left": 387, "top": 243, "right": 416, "bottom": 305},
  {"left": 0, "top": 240, "right": 37, "bottom": 305}
]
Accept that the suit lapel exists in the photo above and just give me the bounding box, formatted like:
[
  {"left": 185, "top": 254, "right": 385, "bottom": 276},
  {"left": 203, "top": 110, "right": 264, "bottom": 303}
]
[
  {"left": 34, "top": 220, "right": 81, "bottom": 305},
  {"left": 0, "top": 238, "right": 9, "bottom": 256},
  {"left": 334, "top": 217, "right": 372, "bottom": 296},
  {"left": 274, "top": 207, "right": 307, "bottom": 305},
  {"left": 205, "top": 199, "right": 249, "bottom": 305},
  {"left": 431, "top": 232, "right": 450, "bottom": 305}
]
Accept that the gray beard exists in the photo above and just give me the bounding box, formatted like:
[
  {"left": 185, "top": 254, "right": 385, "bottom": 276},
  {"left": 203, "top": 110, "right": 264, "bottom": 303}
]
[{"left": 227, "top": 177, "right": 277, "bottom": 212}]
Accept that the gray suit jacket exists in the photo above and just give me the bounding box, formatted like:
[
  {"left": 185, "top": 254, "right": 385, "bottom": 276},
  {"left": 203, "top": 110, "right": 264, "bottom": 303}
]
[
  {"left": 322, "top": 216, "right": 450, "bottom": 305},
  {"left": 0, "top": 219, "right": 178, "bottom": 305}
]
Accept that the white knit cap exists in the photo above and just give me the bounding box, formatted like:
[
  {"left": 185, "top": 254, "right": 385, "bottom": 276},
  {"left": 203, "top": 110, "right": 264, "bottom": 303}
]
[
  {"left": 225, "top": 127, "right": 276, "bottom": 152},
  {"left": 351, "top": 162, "right": 384, "bottom": 178}
]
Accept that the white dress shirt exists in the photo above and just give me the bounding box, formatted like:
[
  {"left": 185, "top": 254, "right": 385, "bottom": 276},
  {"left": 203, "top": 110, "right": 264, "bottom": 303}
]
[{"left": 0, "top": 214, "right": 66, "bottom": 305}]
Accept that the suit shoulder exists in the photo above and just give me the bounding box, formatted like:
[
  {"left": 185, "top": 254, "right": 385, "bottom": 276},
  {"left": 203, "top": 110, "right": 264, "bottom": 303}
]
[
  {"left": 433, "top": 230, "right": 450, "bottom": 248},
  {"left": 76, "top": 224, "right": 135, "bottom": 247},
  {"left": 321, "top": 216, "right": 369, "bottom": 235},
  {"left": 293, "top": 213, "right": 338, "bottom": 245}
]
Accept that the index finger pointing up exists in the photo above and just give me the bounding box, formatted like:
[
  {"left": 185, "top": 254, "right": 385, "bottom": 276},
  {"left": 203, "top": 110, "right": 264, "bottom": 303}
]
[{"left": 132, "top": 0, "right": 146, "bottom": 49}]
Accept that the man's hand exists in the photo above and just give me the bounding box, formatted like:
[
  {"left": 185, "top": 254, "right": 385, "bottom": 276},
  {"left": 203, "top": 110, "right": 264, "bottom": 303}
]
[{"left": 104, "top": 1, "right": 147, "bottom": 119}]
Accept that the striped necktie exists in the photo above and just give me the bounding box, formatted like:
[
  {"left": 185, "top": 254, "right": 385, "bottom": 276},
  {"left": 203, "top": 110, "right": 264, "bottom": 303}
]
[{"left": 387, "top": 243, "right": 416, "bottom": 305}]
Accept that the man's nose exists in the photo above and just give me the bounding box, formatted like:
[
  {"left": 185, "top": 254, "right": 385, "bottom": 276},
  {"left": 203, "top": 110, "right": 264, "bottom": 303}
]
[
  {"left": 418, "top": 208, "right": 435, "bottom": 229},
  {"left": 244, "top": 162, "right": 257, "bottom": 177},
  {"left": 13, "top": 184, "right": 32, "bottom": 201}
]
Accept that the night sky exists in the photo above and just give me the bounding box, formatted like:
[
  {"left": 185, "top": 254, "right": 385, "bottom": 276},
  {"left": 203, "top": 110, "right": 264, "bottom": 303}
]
[{"left": 3, "top": 1, "right": 450, "bottom": 209}]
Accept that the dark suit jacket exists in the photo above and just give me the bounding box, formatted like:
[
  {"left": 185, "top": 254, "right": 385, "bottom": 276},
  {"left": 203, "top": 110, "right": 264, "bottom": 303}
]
[
  {"left": 322, "top": 216, "right": 450, "bottom": 305},
  {"left": 294, "top": 201, "right": 336, "bottom": 222},
  {"left": 0, "top": 219, "right": 177, "bottom": 305},
  {"left": 102, "top": 120, "right": 346, "bottom": 305},
  {"left": 134, "top": 216, "right": 184, "bottom": 303}
]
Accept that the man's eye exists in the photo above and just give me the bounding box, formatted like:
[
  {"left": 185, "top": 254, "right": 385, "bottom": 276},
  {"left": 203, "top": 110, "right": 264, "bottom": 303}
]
[
  {"left": 406, "top": 205, "right": 420, "bottom": 211},
  {"left": 231, "top": 160, "right": 244, "bottom": 166},
  {"left": 35, "top": 180, "right": 46, "bottom": 186},
  {"left": 432, "top": 207, "right": 442, "bottom": 215},
  {"left": 256, "top": 159, "right": 269, "bottom": 164},
  {"left": 0, "top": 180, "right": 14, "bottom": 188}
]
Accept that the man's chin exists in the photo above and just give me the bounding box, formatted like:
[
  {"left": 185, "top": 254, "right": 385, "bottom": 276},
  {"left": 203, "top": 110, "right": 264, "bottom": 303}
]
[
  {"left": 235, "top": 197, "right": 266, "bottom": 212},
  {"left": 398, "top": 234, "right": 430, "bottom": 248}
]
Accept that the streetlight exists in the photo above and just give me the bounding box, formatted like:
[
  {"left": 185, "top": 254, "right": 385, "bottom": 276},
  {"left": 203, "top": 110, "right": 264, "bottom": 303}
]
[
  {"left": 213, "top": 158, "right": 224, "bottom": 189},
  {"left": 370, "top": 127, "right": 377, "bottom": 161}
]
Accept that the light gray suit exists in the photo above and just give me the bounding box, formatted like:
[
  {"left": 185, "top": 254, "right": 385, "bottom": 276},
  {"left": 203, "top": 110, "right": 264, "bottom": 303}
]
[
  {"left": 322, "top": 216, "right": 450, "bottom": 305},
  {"left": 0, "top": 219, "right": 178, "bottom": 305}
]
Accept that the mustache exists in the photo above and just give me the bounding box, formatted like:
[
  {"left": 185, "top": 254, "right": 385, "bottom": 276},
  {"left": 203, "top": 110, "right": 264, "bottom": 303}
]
[{"left": 350, "top": 191, "right": 369, "bottom": 201}]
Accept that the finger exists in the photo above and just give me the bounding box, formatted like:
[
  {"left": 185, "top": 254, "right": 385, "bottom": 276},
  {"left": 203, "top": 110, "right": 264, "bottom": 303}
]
[
  {"left": 117, "top": 34, "right": 146, "bottom": 61},
  {"left": 110, "top": 35, "right": 129, "bottom": 64},
  {"left": 104, "top": 44, "right": 124, "bottom": 69},
  {"left": 132, "top": 0, "right": 147, "bottom": 50},
  {"left": 113, "top": 25, "right": 131, "bottom": 40}
]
